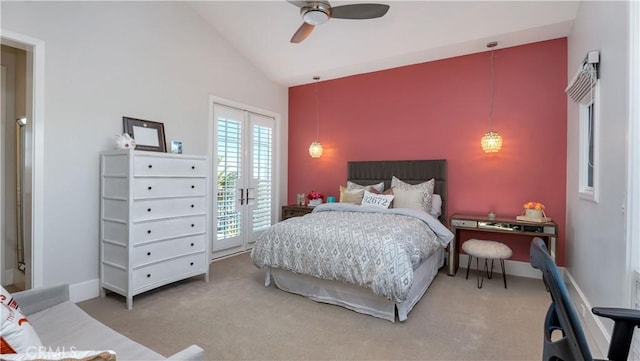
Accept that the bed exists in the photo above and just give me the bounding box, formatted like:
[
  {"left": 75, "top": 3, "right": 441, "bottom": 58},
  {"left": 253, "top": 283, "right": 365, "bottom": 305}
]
[{"left": 251, "top": 160, "right": 452, "bottom": 322}]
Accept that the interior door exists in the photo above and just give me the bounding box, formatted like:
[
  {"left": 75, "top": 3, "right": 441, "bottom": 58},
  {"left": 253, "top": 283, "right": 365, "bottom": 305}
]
[{"left": 213, "top": 104, "right": 274, "bottom": 258}]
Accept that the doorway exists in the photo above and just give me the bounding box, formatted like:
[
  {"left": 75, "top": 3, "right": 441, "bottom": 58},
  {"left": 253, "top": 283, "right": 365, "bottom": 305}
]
[
  {"left": 210, "top": 98, "right": 277, "bottom": 259},
  {"left": 1, "top": 30, "right": 45, "bottom": 291},
  {"left": 1, "top": 44, "right": 28, "bottom": 292}
]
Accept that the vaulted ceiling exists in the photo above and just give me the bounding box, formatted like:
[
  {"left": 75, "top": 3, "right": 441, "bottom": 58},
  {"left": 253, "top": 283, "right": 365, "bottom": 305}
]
[{"left": 190, "top": 1, "right": 580, "bottom": 86}]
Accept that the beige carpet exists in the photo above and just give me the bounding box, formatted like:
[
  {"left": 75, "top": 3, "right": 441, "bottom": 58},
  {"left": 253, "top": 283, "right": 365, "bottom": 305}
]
[{"left": 79, "top": 252, "right": 550, "bottom": 360}]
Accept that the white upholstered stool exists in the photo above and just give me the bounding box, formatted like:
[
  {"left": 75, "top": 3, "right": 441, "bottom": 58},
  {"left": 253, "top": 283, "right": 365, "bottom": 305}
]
[{"left": 462, "top": 239, "right": 512, "bottom": 289}]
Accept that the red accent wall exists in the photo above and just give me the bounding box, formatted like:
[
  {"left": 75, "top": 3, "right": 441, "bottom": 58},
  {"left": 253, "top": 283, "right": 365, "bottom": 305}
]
[{"left": 288, "top": 39, "right": 568, "bottom": 265}]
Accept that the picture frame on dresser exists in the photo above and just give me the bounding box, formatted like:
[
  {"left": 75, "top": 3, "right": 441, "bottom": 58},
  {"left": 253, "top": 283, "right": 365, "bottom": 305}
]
[{"left": 123, "top": 116, "right": 167, "bottom": 152}]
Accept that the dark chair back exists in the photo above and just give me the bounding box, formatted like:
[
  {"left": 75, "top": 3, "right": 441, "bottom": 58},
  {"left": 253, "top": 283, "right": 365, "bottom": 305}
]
[{"left": 530, "top": 237, "right": 593, "bottom": 361}]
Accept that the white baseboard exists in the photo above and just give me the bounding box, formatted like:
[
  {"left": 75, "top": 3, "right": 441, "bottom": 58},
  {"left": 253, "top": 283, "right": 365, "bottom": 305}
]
[
  {"left": 69, "top": 278, "right": 100, "bottom": 303},
  {"left": 459, "top": 255, "right": 542, "bottom": 279},
  {"left": 564, "top": 270, "right": 610, "bottom": 358}
]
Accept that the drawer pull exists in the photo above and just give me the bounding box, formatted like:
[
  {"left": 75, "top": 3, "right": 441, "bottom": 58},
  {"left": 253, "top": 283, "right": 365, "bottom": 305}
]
[
  {"left": 191, "top": 185, "right": 195, "bottom": 189},
  {"left": 190, "top": 262, "right": 194, "bottom": 266},
  {"left": 147, "top": 230, "right": 151, "bottom": 234},
  {"left": 147, "top": 274, "right": 151, "bottom": 278},
  {"left": 148, "top": 164, "right": 153, "bottom": 169},
  {"left": 147, "top": 208, "right": 151, "bottom": 212},
  {"left": 191, "top": 224, "right": 195, "bottom": 227},
  {"left": 190, "top": 243, "right": 194, "bottom": 247},
  {"left": 190, "top": 204, "right": 194, "bottom": 208},
  {"left": 191, "top": 166, "right": 196, "bottom": 170},
  {"left": 147, "top": 252, "right": 151, "bottom": 256},
  {"left": 147, "top": 186, "right": 152, "bottom": 190}
]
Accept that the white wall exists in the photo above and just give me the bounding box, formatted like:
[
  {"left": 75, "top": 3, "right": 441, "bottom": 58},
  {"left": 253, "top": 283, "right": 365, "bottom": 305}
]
[
  {"left": 565, "top": 0, "right": 629, "bottom": 335},
  {"left": 0, "top": 1, "right": 288, "bottom": 294}
]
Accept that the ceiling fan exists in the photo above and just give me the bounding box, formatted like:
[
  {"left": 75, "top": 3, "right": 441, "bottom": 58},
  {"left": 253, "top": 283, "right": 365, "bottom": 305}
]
[{"left": 288, "top": 1, "right": 390, "bottom": 43}]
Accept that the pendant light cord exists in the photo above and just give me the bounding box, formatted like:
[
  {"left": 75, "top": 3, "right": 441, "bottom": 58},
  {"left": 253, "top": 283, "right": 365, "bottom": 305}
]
[
  {"left": 314, "top": 76, "right": 320, "bottom": 142},
  {"left": 488, "top": 46, "right": 495, "bottom": 131}
]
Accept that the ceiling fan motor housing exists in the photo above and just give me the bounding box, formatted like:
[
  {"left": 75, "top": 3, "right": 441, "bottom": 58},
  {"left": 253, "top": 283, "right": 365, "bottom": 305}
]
[{"left": 301, "top": 1, "right": 331, "bottom": 25}]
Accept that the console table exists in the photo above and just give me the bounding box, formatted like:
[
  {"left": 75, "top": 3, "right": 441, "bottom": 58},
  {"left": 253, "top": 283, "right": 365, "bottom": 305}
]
[{"left": 448, "top": 213, "right": 558, "bottom": 276}]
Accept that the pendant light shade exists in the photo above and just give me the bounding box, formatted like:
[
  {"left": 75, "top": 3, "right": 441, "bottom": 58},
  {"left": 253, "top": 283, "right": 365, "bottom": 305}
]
[
  {"left": 309, "top": 141, "right": 323, "bottom": 157},
  {"left": 481, "top": 131, "right": 503, "bottom": 153},
  {"left": 482, "top": 41, "right": 503, "bottom": 153},
  {"left": 309, "top": 76, "right": 323, "bottom": 158}
]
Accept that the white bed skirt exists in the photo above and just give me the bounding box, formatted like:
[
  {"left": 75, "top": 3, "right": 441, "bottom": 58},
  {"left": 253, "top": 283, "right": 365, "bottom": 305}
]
[{"left": 266, "top": 247, "right": 445, "bottom": 322}]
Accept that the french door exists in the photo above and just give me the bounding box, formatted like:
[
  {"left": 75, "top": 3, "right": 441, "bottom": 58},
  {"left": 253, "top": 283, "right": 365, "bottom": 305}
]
[{"left": 212, "top": 103, "right": 275, "bottom": 258}]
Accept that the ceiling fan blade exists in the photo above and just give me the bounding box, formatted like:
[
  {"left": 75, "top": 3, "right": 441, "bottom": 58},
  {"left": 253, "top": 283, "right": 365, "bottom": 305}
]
[
  {"left": 330, "top": 3, "right": 390, "bottom": 19},
  {"left": 291, "top": 22, "right": 315, "bottom": 43},
  {"left": 287, "top": 1, "right": 309, "bottom": 8}
]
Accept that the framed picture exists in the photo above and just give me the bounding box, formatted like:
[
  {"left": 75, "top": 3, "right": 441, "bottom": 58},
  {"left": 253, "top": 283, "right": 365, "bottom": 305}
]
[{"left": 123, "top": 117, "right": 167, "bottom": 152}]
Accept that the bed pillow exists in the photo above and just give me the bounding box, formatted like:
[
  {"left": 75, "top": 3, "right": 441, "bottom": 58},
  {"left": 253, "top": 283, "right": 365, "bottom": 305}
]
[
  {"left": 431, "top": 194, "right": 443, "bottom": 217},
  {"left": 391, "top": 188, "right": 425, "bottom": 210},
  {"left": 339, "top": 186, "right": 364, "bottom": 204},
  {"left": 391, "top": 177, "right": 435, "bottom": 213},
  {"left": 1, "top": 286, "right": 43, "bottom": 354},
  {"left": 361, "top": 190, "right": 394, "bottom": 209},
  {"left": 346, "top": 181, "right": 385, "bottom": 193}
]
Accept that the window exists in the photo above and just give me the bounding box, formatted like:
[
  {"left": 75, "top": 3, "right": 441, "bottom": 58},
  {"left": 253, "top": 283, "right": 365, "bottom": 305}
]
[
  {"left": 578, "top": 88, "right": 599, "bottom": 202},
  {"left": 566, "top": 52, "right": 600, "bottom": 202}
]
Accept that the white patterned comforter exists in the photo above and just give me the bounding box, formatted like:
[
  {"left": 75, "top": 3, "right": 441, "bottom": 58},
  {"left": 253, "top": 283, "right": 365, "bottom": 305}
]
[{"left": 251, "top": 203, "right": 454, "bottom": 302}]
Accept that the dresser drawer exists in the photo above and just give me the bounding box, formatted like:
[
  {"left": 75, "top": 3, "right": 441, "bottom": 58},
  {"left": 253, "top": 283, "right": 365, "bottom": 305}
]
[
  {"left": 132, "top": 253, "right": 205, "bottom": 291},
  {"left": 132, "top": 215, "right": 206, "bottom": 245},
  {"left": 133, "top": 178, "right": 206, "bottom": 199},
  {"left": 133, "top": 197, "right": 206, "bottom": 221},
  {"left": 134, "top": 156, "right": 207, "bottom": 177},
  {"left": 132, "top": 234, "right": 206, "bottom": 267}
]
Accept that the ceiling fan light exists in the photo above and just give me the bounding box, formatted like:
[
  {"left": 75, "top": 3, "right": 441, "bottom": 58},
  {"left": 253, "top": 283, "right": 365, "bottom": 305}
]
[{"left": 303, "top": 10, "right": 330, "bottom": 25}]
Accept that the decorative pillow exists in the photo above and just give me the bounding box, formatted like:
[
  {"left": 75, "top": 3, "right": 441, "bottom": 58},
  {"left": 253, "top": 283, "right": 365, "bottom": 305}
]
[
  {"left": 1, "top": 286, "right": 43, "bottom": 354},
  {"left": 339, "top": 186, "right": 364, "bottom": 204},
  {"left": 391, "top": 189, "right": 425, "bottom": 210},
  {"left": 391, "top": 177, "right": 435, "bottom": 213},
  {"left": 361, "top": 190, "right": 394, "bottom": 209},
  {"left": 346, "top": 181, "right": 384, "bottom": 193},
  {"left": 0, "top": 350, "right": 117, "bottom": 361},
  {"left": 431, "top": 194, "right": 443, "bottom": 217}
]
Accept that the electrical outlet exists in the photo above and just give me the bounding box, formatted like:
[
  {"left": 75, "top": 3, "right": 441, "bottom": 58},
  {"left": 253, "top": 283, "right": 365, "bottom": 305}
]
[{"left": 580, "top": 304, "right": 587, "bottom": 317}]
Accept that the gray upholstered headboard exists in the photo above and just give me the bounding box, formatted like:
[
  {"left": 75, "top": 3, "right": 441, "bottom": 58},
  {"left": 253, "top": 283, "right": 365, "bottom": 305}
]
[{"left": 347, "top": 159, "right": 447, "bottom": 222}]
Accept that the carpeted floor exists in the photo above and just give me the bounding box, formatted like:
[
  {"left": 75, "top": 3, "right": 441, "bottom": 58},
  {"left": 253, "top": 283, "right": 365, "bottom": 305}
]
[{"left": 79, "top": 252, "right": 551, "bottom": 360}]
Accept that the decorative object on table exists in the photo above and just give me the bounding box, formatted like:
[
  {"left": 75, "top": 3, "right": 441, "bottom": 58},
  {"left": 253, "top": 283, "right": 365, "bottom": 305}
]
[
  {"left": 488, "top": 211, "right": 496, "bottom": 220},
  {"left": 517, "top": 202, "right": 551, "bottom": 222},
  {"left": 480, "top": 41, "right": 503, "bottom": 153},
  {"left": 123, "top": 116, "right": 167, "bottom": 152},
  {"left": 307, "top": 191, "right": 325, "bottom": 206},
  {"left": 170, "top": 140, "right": 183, "bottom": 154},
  {"left": 326, "top": 196, "right": 336, "bottom": 203},
  {"left": 114, "top": 133, "right": 136, "bottom": 150},
  {"left": 296, "top": 193, "right": 306, "bottom": 206}
]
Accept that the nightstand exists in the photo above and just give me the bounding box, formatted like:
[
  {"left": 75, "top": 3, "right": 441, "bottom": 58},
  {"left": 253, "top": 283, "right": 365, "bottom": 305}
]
[{"left": 281, "top": 205, "right": 314, "bottom": 220}]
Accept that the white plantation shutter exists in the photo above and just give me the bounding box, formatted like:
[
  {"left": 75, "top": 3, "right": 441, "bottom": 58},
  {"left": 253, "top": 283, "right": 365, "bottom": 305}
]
[
  {"left": 252, "top": 123, "right": 273, "bottom": 231},
  {"left": 216, "top": 118, "right": 242, "bottom": 240},
  {"left": 566, "top": 51, "right": 599, "bottom": 104}
]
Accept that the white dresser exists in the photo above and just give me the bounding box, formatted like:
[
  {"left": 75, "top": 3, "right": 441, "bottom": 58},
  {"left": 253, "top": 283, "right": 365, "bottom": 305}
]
[{"left": 100, "top": 149, "right": 210, "bottom": 309}]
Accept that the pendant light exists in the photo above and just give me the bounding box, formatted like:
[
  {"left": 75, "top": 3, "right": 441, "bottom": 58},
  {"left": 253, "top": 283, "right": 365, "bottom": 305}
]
[
  {"left": 481, "top": 41, "right": 503, "bottom": 153},
  {"left": 309, "top": 76, "right": 323, "bottom": 158}
]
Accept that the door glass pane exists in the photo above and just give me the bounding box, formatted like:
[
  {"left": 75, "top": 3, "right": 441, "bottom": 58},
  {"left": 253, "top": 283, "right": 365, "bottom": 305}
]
[
  {"left": 252, "top": 124, "right": 273, "bottom": 231},
  {"left": 217, "top": 118, "right": 241, "bottom": 240}
]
